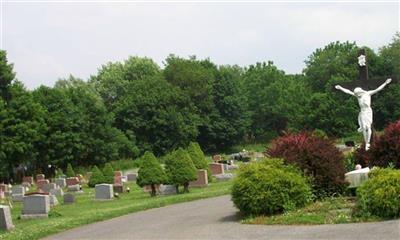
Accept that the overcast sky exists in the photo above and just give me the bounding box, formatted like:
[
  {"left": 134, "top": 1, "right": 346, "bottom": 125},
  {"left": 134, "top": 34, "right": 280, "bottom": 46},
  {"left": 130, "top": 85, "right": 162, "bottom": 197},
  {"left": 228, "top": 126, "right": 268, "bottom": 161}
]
[{"left": 2, "top": 0, "right": 399, "bottom": 89}]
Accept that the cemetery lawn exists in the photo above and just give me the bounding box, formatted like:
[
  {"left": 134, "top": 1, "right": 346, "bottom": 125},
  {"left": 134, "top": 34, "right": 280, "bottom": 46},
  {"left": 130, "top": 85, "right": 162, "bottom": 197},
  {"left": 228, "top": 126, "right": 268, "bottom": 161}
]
[
  {"left": 243, "top": 197, "right": 382, "bottom": 225},
  {"left": 0, "top": 181, "right": 232, "bottom": 240}
]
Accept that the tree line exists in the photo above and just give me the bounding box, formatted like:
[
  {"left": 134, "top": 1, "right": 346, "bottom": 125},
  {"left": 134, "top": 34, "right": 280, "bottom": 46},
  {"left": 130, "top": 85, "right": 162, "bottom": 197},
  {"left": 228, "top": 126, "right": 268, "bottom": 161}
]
[{"left": 0, "top": 33, "right": 399, "bottom": 180}]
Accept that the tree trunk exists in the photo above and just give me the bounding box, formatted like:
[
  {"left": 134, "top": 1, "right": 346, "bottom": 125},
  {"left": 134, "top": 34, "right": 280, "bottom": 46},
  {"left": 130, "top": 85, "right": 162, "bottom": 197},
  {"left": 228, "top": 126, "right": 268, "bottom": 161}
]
[
  {"left": 183, "top": 182, "right": 189, "bottom": 193},
  {"left": 151, "top": 184, "right": 156, "bottom": 197}
]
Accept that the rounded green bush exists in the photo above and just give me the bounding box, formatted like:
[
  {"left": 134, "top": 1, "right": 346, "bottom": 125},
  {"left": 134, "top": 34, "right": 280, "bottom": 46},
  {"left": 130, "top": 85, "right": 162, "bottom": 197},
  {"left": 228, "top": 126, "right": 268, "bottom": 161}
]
[
  {"left": 357, "top": 168, "right": 400, "bottom": 218},
  {"left": 231, "top": 159, "right": 312, "bottom": 215}
]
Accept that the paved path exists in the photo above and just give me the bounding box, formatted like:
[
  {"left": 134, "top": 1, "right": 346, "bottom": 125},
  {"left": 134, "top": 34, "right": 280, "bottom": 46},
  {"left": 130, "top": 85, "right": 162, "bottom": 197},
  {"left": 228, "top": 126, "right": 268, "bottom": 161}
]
[{"left": 44, "top": 195, "right": 400, "bottom": 240}]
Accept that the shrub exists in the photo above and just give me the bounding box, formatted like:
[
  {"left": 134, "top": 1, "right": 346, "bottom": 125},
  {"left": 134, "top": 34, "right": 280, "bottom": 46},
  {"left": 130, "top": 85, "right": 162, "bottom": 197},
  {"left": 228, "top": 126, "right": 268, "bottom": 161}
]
[
  {"left": 266, "top": 132, "right": 347, "bottom": 198},
  {"left": 186, "top": 142, "right": 211, "bottom": 181},
  {"left": 55, "top": 168, "right": 64, "bottom": 178},
  {"left": 165, "top": 148, "right": 197, "bottom": 193},
  {"left": 66, "top": 163, "right": 76, "bottom": 178},
  {"left": 357, "top": 168, "right": 400, "bottom": 218},
  {"left": 88, "top": 166, "right": 104, "bottom": 188},
  {"left": 102, "top": 163, "right": 114, "bottom": 184},
  {"left": 136, "top": 151, "right": 168, "bottom": 196},
  {"left": 358, "top": 120, "right": 400, "bottom": 168},
  {"left": 231, "top": 159, "right": 312, "bottom": 215}
]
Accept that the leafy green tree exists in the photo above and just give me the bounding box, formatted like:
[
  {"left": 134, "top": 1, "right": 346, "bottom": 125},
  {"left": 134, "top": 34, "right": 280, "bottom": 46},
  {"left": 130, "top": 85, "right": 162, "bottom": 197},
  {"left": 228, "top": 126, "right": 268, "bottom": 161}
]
[
  {"left": 379, "top": 32, "right": 400, "bottom": 77},
  {"left": 136, "top": 151, "right": 167, "bottom": 196},
  {"left": 102, "top": 163, "right": 114, "bottom": 184},
  {"left": 187, "top": 141, "right": 211, "bottom": 181},
  {"left": 186, "top": 142, "right": 207, "bottom": 169},
  {"left": 66, "top": 163, "right": 76, "bottom": 177},
  {"left": 0, "top": 81, "right": 47, "bottom": 178},
  {"left": 88, "top": 166, "right": 105, "bottom": 187},
  {"left": 243, "top": 61, "right": 306, "bottom": 139},
  {"left": 113, "top": 75, "right": 199, "bottom": 155},
  {"left": 165, "top": 148, "right": 197, "bottom": 193},
  {"left": 91, "top": 56, "right": 160, "bottom": 110},
  {"left": 33, "top": 77, "right": 138, "bottom": 169},
  {"left": 0, "top": 50, "right": 16, "bottom": 103}
]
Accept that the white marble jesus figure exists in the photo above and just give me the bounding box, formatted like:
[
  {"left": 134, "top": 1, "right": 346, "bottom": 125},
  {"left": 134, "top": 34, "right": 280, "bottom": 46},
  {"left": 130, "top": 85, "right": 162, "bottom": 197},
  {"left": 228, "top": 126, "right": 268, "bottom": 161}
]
[{"left": 335, "top": 78, "right": 392, "bottom": 150}]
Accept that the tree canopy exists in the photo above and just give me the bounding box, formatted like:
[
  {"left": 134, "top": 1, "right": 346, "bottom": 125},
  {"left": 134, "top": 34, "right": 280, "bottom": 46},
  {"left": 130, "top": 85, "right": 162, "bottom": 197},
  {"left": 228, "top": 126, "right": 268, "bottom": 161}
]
[{"left": 1, "top": 33, "right": 400, "bottom": 181}]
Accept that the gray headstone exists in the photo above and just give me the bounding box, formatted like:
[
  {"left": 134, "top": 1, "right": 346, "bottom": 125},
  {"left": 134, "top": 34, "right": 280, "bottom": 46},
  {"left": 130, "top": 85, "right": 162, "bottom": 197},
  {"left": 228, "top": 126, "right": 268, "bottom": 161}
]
[
  {"left": 42, "top": 183, "right": 58, "bottom": 193},
  {"left": 159, "top": 185, "right": 177, "bottom": 195},
  {"left": 215, "top": 173, "right": 234, "bottom": 182},
  {"left": 11, "top": 185, "right": 25, "bottom": 202},
  {"left": 55, "top": 178, "right": 67, "bottom": 188},
  {"left": 50, "top": 188, "right": 64, "bottom": 197},
  {"left": 127, "top": 173, "right": 137, "bottom": 181},
  {"left": 95, "top": 184, "right": 113, "bottom": 200},
  {"left": 12, "top": 194, "right": 24, "bottom": 202},
  {"left": 0, "top": 205, "right": 14, "bottom": 231},
  {"left": 67, "top": 184, "right": 81, "bottom": 192},
  {"left": 12, "top": 185, "right": 25, "bottom": 195},
  {"left": 63, "top": 193, "right": 75, "bottom": 204},
  {"left": 22, "top": 194, "right": 50, "bottom": 218}
]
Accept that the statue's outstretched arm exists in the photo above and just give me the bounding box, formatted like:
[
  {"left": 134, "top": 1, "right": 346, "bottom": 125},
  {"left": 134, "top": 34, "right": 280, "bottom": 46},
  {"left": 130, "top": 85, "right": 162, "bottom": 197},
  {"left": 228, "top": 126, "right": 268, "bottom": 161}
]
[
  {"left": 368, "top": 79, "right": 392, "bottom": 95},
  {"left": 335, "top": 85, "right": 354, "bottom": 96}
]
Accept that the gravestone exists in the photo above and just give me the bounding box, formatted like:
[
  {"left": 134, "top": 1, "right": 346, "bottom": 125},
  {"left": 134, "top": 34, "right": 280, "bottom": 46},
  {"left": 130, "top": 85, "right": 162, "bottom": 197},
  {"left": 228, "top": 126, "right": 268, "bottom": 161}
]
[
  {"left": 55, "top": 178, "right": 67, "bottom": 188},
  {"left": 50, "top": 188, "right": 64, "bottom": 197},
  {"left": 144, "top": 184, "right": 160, "bottom": 194},
  {"left": 0, "top": 184, "right": 8, "bottom": 192},
  {"left": 42, "top": 183, "right": 58, "bottom": 193},
  {"left": 36, "top": 179, "right": 49, "bottom": 190},
  {"left": 67, "top": 184, "right": 81, "bottom": 192},
  {"left": 113, "top": 184, "right": 124, "bottom": 193},
  {"left": 22, "top": 182, "right": 31, "bottom": 188},
  {"left": 209, "top": 163, "right": 224, "bottom": 175},
  {"left": 215, "top": 173, "right": 234, "bottom": 182},
  {"left": 95, "top": 184, "right": 113, "bottom": 200},
  {"left": 0, "top": 205, "right": 14, "bottom": 231},
  {"left": 23, "top": 176, "right": 34, "bottom": 184},
  {"left": 12, "top": 185, "right": 25, "bottom": 202},
  {"left": 189, "top": 170, "right": 208, "bottom": 187},
  {"left": 66, "top": 177, "right": 80, "bottom": 186},
  {"left": 127, "top": 173, "right": 137, "bottom": 182},
  {"left": 114, "top": 176, "right": 122, "bottom": 185},
  {"left": 114, "top": 171, "right": 122, "bottom": 177},
  {"left": 49, "top": 195, "right": 59, "bottom": 206},
  {"left": 63, "top": 193, "right": 75, "bottom": 204},
  {"left": 22, "top": 194, "right": 50, "bottom": 218},
  {"left": 36, "top": 174, "right": 45, "bottom": 181},
  {"left": 159, "top": 185, "right": 177, "bottom": 195}
]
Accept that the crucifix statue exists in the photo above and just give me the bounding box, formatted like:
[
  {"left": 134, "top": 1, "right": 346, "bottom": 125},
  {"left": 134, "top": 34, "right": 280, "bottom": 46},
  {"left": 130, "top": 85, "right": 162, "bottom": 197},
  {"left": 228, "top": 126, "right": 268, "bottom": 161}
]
[{"left": 335, "top": 49, "right": 393, "bottom": 151}]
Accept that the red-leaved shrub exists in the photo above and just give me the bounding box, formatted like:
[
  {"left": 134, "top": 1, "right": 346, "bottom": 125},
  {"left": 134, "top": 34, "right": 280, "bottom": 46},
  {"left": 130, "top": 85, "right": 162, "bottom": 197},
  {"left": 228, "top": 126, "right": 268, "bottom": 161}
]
[
  {"left": 266, "top": 132, "right": 347, "bottom": 198},
  {"left": 356, "top": 120, "right": 400, "bottom": 168}
]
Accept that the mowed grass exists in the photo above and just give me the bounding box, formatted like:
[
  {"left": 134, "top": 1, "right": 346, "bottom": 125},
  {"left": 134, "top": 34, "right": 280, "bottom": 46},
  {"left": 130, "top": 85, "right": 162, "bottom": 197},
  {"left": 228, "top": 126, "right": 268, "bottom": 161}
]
[
  {"left": 0, "top": 181, "right": 232, "bottom": 240},
  {"left": 243, "top": 197, "right": 381, "bottom": 225}
]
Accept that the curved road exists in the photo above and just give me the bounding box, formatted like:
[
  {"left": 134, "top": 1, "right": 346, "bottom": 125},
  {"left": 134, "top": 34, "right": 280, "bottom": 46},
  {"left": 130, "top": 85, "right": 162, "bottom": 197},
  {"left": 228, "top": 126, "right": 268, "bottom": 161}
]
[{"left": 44, "top": 195, "right": 400, "bottom": 240}]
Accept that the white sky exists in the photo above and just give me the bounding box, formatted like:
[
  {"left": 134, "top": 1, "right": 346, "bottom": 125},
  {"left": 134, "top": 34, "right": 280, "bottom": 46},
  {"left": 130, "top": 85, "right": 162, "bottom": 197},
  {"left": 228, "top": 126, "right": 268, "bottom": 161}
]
[{"left": 1, "top": 0, "right": 399, "bottom": 89}]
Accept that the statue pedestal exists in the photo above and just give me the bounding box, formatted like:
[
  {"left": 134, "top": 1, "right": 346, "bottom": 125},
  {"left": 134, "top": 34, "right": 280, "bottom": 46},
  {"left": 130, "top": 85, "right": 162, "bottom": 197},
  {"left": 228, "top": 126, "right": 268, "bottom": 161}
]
[{"left": 345, "top": 167, "right": 370, "bottom": 188}]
